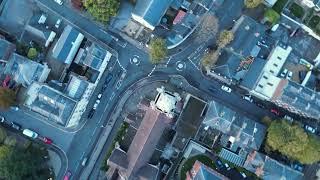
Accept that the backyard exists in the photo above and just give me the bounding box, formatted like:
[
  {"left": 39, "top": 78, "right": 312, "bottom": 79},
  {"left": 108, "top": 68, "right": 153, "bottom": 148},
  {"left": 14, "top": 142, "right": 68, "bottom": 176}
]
[
  {"left": 272, "top": 0, "right": 289, "bottom": 13},
  {"left": 289, "top": 3, "right": 305, "bottom": 19},
  {"left": 309, "top": 15, "right": 320, "bottom": 29}
]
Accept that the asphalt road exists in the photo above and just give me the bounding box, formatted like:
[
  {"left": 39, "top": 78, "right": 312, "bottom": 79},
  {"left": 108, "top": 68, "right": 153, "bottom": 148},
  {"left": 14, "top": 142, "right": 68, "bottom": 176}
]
[{"left": 3, "top": 0, "right": 316, "bottom": 179}]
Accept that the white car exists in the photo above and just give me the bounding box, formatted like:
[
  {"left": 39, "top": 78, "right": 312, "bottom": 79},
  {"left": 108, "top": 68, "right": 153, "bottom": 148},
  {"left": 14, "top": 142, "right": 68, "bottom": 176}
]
[
  {"left": 93, "top": 99, "right": 100, "bottom": 110},
  {"left": 280, "top": 69, "right": 288, "bottom": 78},
  {"left": 55, "top": 19, "right": 62, "bottom": 28},
  {"left": 221, "top": 85, "right": 232, "bottom": 93},
  {"left": 54, "top": 0, "right": 63, "bottom": 5},
  {"left": 243, "top": 95, "right": 253, "bottom": 102},
  {"left": 23, "top": 129, "right": 38, "bottom": 139},
  {"left": 305, "top": 125, "right": 316, "bottom": 134},
  {"left": 97, "top": 93, "right": 102, "bottom": 99},
  {"left": 286, "top": 71, "right": 293, "bottom": 80}
]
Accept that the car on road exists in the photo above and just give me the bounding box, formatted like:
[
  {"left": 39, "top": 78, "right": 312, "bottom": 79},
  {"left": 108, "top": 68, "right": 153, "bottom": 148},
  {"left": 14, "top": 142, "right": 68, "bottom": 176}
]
[
  {"left": 286, "top": 71, "right": 293, "bottom": 80},
  {"left": 280, "top": 69, "right": 288, "bottom": 78},
  {"left": 0, "top": 116, "right": 5, "bottom": 123},
  {"left": 42, "top": 137, "right": 53, "bottom": 144},
  {"left": 270, "top": 108, "right": 280, "bottom": 116},
  {"left": 11, "top": 106, "right": 19, "bottom": 111},
  {"left": 304, "top": 125, "right": 316, "bottom": 134},
  {"left": 243, "top": 95, "right": 253, "bottom": 102},
  {"left": 87, "top": 109, "right": 95, "bottom": 119},
  {"left": 55, "top": 19, "right": 62, "bottom": 28},
  {"left": 81, "top": 157, "right": 88, "bottom": 166},
  {"left": 54, "top": 0, "right": 63, "bottom": 5},
  {"left": 221, "top": 85, "right": 232, "bottom": 93},
  {"left": 102, "top": 74, "right": 113, "bottom": 91},
  {"left": 10, "top": 122, "right": 21, "bottom": 131},
  {"left": 63, "top": 171, "right": 72, "bottom": 180},
  {"left": 97, "top": 93, "right": 102, "bottom": 99},
  {"left": 22, "top": 129, "right": 38, "bottom": 139}
]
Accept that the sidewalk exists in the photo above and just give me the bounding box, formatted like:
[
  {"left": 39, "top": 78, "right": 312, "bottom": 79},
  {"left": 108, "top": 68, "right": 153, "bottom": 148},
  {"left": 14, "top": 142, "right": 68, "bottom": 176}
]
[{"left": 48, "top": 149, "right": 62, "bottom": 178}]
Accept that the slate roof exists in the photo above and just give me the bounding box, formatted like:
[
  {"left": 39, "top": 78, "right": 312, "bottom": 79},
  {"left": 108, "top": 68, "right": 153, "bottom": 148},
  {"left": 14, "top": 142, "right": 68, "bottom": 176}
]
[
  {"left": 240, "top": 58, "right": 267, "bottom": 89},
  {"left": 52, "top": 25, "right": 84, "bottom": 64},
  {"left": 65, "top": 74, "right": 89, "bottom": 100},
  {"left": 273, "top": 80, "right": 320, "bottom": 119},
  {"left": 219, "top": 148, "right": 245, "bottom": 167},
  {"left": 0, "top": 38, "right": 15, "bottom": 61},
  {"left": 203, "top": 100, "right": 266, "bottom": 151},
  {"left": 187, "top": 160, "right": 229, "bottom": 180},
  {"left": 29, "top": 83, "right": 77, "bottom": 125},
  {"left": 244, "top": 151, "right": 304, "bottom": 180},
  {"left": 132, "top": 0, "right": 173, "bottom": 29},
  {"left": 123, "top": 107, "right": 172, "bottom": 179}
]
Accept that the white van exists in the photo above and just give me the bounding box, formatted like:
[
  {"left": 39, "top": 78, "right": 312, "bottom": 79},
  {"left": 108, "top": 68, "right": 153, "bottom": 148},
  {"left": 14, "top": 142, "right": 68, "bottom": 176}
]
[
  {"left": 54, "top": 0, "right": 63, "bottom": 5},
  {"left": 23, "top": 129, "right": 38, "bottom": 139}
]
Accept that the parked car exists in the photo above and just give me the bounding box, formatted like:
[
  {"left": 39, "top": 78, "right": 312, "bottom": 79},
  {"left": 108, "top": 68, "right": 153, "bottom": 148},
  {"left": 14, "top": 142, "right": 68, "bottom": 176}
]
[
  {"left": 243, "top": 95, "right": 253, "bottom": 102},
  {"left": 54, "top": 0, "right": 63, "bottom": 5},
  {"left": 286, "top": 71, "right": 293, "bottom": 80},
  {"left": 221, "top": 85, "right": 232, "bottom": 93},
  {"left": 270, "top": 108, "right": 280, "bottom": 116},
  {"left": 93, "top": 99, "right": 100, "bottom": 110},
  {"left": 55, "top": 19, "right": 62, "bottom": 28},
  {"left": 284, "top": 115, "right": 294, "bottom": 123},
  {"left": 0, "top": 116, "right": 5, "bottom": 123},
  {"left": 10, "top": 122, "right": 21, "bottom": 131},
  {"left": 280, "top": 69, "right": 288, "bottom": 77},
  {"left": 87, "top": 109, "right": 95, "bottom": 119},
  {"left": 304, "top": 125, "right": 316, "bottom": 134},
  {"left": 97, "top": 93, "right": 102, "bottom": 99},
  {"left": 240, "top": 172, "right": 247, "bottom": 178},
  {"left": 42, "top": 137, "right": 53, "bottom": 144},
  {"left": 102, "top": 75, "right": 113, "bottom": 91},
  {"left": 81, "top": 157, "right": 88, "bottom": 166},
  {"left": 22, "top": 129, "right": 38, "bottom": 139},
  {"left": 11, "top": 106, "right": 19, "bottom": 111},
  {"left": 215, "top": 159, "right": 224, "bottom": 170},
  {"left": 63, "top": 171, "right": 72, "bottom": 180},
  {"left": 224, "top": 163, "right": 231, "bottom": 170}
]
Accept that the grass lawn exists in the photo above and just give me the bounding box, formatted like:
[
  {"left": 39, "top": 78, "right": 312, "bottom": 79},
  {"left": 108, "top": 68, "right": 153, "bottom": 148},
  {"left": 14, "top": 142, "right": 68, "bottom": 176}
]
[
  {"left": 309, "top": 15, "right": 320, "bottom": 29},
  {"left": 272, "top": 0, "right": 289, "bottom": 13},
  {"left": 180, "top": 155, "right": 216, "bottom": 180},
  {"left": 289, "top": 3, "right": 305, "bottom": 18},
  {"left": 265, "top": 8, "right": 280, "bottom": 25},
  {"left": 101, "top": 122, "right": 129, "bottom": 171}
]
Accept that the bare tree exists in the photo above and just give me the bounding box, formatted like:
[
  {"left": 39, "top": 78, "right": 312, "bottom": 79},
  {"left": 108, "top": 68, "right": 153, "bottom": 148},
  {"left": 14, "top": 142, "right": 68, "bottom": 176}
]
[{"left": 195, "top": 13, "right": 219, "bottom": 43}]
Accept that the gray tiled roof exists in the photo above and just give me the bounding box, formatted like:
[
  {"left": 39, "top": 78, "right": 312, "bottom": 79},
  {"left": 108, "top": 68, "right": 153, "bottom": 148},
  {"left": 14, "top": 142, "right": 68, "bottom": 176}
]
[
  {"left": 277, "top": 81, "right": 320, "bottom": 119},
  {"left": 203, "top": 101, "right": 266, "bottom": 150},
  {"left": 240, "top": 58, "right": 266, "bottom": 89},
  {"left": 0, "top": 38, "right": 15, "bottom": 61},
  {"left": 132, "top": 0, "right": 173, "bottom": 28}
]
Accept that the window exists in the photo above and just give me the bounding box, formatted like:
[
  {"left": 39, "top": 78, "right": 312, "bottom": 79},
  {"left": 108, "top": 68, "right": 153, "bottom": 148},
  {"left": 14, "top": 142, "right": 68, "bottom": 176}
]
[
  {"left": 277, "top": 56, "right": 281, "bottom": 60},
  {"left": 263, "top": 76, "right": 268, "bottom": 79},
  {"left": 258, "top": 84, "right": 263, "bottom": 88},
  {"left": 267, "top": 82, "right": 273, "bottom": 86},
  {"left": 273, "top": 63, "right": 278, "bottom": 67},
  {"left": 270, "top": 70, "right": 274, "bottom": 73}
]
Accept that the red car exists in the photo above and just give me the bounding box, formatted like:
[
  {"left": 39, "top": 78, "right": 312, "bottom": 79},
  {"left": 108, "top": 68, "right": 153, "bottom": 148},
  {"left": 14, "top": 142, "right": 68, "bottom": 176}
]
[
  {"left": 63, "top": 171, "right": 72, "bottom": 180},
  {"left": 43, "top": 137, "right": 53, "bottom": 144},
  {"left": 270, "top": 108, "right": 280, "bottom": 116}
]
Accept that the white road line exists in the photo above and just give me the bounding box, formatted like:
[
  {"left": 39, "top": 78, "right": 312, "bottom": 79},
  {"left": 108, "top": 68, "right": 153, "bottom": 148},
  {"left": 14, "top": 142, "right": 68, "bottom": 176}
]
[
  {"left": 188, "top": 57, "right": 201, "bottom": 71},
  {"left": 148, "top": 65, "right": 157, "bottom": 77},
  {"left": 166, "top": 57, "right": 172, "bottom": 65}
]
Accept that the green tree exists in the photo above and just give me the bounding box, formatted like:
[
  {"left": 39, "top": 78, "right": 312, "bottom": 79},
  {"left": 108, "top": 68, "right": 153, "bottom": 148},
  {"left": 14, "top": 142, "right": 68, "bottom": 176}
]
[
  {"left": 0, "top": 87, "right": 16, "bottom": 109},
  {"left": 266, "top": 120, "right": 320, "bottom": 164},
  {"left": 244, "top": 0, "right": 262, "bottom": 8},
  {"left": 149, "top": 38, "right": 167, "bottom": 64},
  {"left": 0, "top": 127, "right": 6, "bottom": 144},
  {"left": 195, "top": 13, "right": 219, "bottom": 43},
  {"left": 218, "top": 30, "right": 234, "bottom": 49},
  {"left": 83, "top": 0, "right": 120, "bottom": 23},
  {"left": 27, "top": 48, "right": 38, "bottom": 60}
]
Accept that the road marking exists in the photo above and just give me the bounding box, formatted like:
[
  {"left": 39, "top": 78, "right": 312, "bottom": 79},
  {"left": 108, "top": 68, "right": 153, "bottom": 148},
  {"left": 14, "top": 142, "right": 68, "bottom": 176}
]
[
  {"left": 188, "top": 57, "right": 201, "bottom": 71},
  {"left": 148, "top": 65, "right": 157, "bottom": 77},
  {"left": 166, "top": 57, "right": 172, "bottom": 65}
]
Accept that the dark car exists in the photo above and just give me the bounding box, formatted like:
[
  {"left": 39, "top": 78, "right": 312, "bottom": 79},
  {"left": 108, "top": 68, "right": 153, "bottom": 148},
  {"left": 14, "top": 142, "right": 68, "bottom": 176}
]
[
  {"left": 11, "top": 122, "right": 21, "bottom": 131},
  {"left": 270, "top": 108, "right": 280, "bottom": 116},
  {"left": 102, "top": 75, "right": 113, "bottom": 91},
  {"left": 215, "top": 159, "right": 224, "bottom": 170},
  {"left": 87, "top": 109, "right": 95, "bottom": 119}
]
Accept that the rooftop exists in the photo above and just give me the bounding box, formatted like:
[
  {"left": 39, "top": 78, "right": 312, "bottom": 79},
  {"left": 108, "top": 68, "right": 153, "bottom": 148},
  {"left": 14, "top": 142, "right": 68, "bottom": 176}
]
[
  {"left": 132, "top": 0, "right": 173, "bottom": 30},
  {"left": 65, "top": 74, "right": 89, "bottom": 100},
  {"left": 203, "top": 100, "right": 266, "bottom": 151},
  {"left": 4, "top": 53, "right": 51, "bottom": 87},
  {"left": 186, "top": 160, "right": 229, "bottom": 180},
  {"left": 25, "top": 82, "right": 77, "bottom": 125},
  {"left": 0, "top": 38, "right": 15, "bottom": 61},
  {"left": 52, "top": 25, "right": 84, "bottom": 64},
  {"left": 244, "top": 151, "right": 304, "bottom": 180}
]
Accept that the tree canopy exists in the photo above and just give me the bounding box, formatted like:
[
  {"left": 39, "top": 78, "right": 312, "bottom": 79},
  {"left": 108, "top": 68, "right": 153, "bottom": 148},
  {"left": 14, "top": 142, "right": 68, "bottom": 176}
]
[
  {"left": 27, "top": 48, "right": 38, "bottom": 60},
  {"left": 0, "top": 87, "right": 16, "bottom": 109},
  {"left": 83, "top": 0, "right": 120, "bottom": 23},
  {"left": 149, "top": 38, "right": 167, "bottom": 64},
  {"left": 266, "top": 120, "right": 320, "bottom": 164},
  {"left": 244, "top": 0, "right": 262, "bottom": 8},
  {"left": 196, "top": 14, "right": 219, "bottom": 43},
  {"left": 202, "top": 51, "right": 219, "bottom": 69},
  {"left": 217, "top": 30, "right": 234, "bottom": 49}
]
